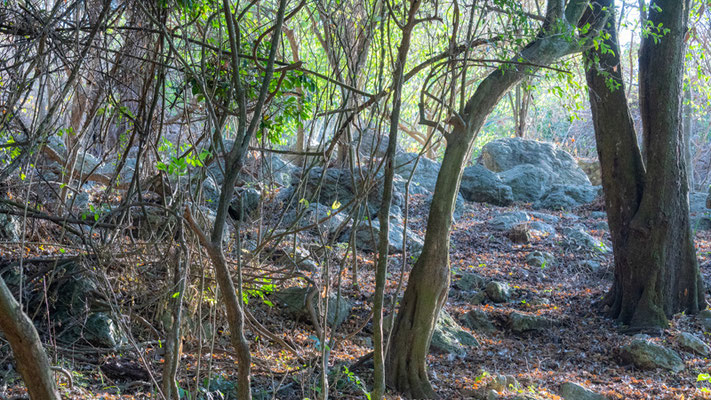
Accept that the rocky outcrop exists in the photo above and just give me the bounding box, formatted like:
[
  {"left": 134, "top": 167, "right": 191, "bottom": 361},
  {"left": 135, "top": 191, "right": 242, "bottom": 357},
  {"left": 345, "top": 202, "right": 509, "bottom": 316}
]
[
  {"left": 479, "top": 138, "right": 591, "bottom": 186},
  {"left": 619, "top": 337, "right": 685, "bottom": 373},
  {"left": 459, "top": 165, "right": 514, "bottom": 206}
]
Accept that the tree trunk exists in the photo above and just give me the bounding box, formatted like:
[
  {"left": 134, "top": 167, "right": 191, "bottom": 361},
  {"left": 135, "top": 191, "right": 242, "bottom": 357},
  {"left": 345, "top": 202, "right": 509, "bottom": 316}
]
[
  {"left": 0, "top": 278, "right": 60, "bottom": 400},
  {"left": 386, "top": 1, "right": 598, "bottom": 395},
  {"left": 584, "top": 0, "right": 703, "bottom": 329}
]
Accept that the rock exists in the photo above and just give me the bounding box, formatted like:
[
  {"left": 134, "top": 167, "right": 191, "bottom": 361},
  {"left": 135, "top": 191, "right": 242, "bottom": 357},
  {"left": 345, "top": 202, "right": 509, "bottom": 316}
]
[
  {"left": 690, "top": 191, "right": 711, "bottom": 231},
  {"left": 261, "top": 154, "right": 297, "bottom": 187},
  {"left": 590, "top": 211, "right": 607, "bottom": 219},
  {"left": 534, "top": 184, "right": 598, "bottom": 210},
  {"left": 394, "top": 151, "right": 442, "bottom": 192},
  {"left": 707, "top": 185, "right": 711, "bottom": 209},
  {"left": 461, "top": 309, "right": 496, "bottom": 333},
  {"left": 199, "top": 176, "right": 222, "bottom": 210},
  {"left": 525, "top": 221, "right": 556, "bottom": 237},
  {"left": 499, "top": 164, "right": 551, "bottom": 202},
  {"left": 353, "top": 128, "right": 403, "bottom": 158},
  {"left": 0, "top": 213, "right": 20, "bottom": 241},
  {"left": 699, "top": 309, "right": 711, "bottom": 331},
  {"left": 461, "top": 290, "right": 488, "bottom": 305},
  {"left": 488, "top": 375, "right": 520, "bottom": 391},
  {"left": 283, "top": 202, "right": 348, "bottom": 236},
  {"left": 488, "top": 211, "right": 530, "bottom": 231},
  {"left": 393, "top": 173, "right": 431, "bottom": 196},
  {"left": 579, "top": 260, "right": 602, "bottom": 272},
  {"left": 561, "top": 226, "right": 610, "bottom": 254},
  {"left": 509, "top": 312, "right": 553, "bottom": 333},
  {"left": 459, "top": 164, "right": 514, "bottom": 206},
  {"left": 84, "top": 312, "right": 123, "bottom": 348},
  {"left": 619, "top": 338, "right": 685, "bottom": 373},
  {"left": 529, "top": 211, "right": 561, "bottom": 224},
  {"left": 340, "top": 217, "right": 423, "bottom": 256},
  {"left": 431, "top": 310, "right": 479, "bottom": 356},
  {"left": 676, "top": 332, "right": 710, "bottom": 356},
  {"left": 526, "top": 251, "right": 555, "bottom": 269},
  {"left": 228, "top": 187, "right": 261, "bottom": 221},
  {"left": 479, "top": 138, "right": 591, "bottom": 186},
  {"left": 559, "top": 382, "right": 605, "bottom": 400},
  {"left": 453, "top": 271, "right": 487, "bottom": 291},
  {"left": 485, "top": 281, "right": 511, "bottom": 303},
  {"left": 272, "top": 286, "right": 352, "bottom": 328},
  {"left": 299, "top": 167, "right": 405, "bottom": 218}
]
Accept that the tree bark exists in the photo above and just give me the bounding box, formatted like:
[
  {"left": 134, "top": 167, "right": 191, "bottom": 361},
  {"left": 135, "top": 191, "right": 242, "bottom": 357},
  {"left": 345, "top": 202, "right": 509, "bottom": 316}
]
[
  {"left": 0, "top": 277, "right": 60, "bottom": 400},
  {"left": 584, "top": 0, "right": 703, "bottom": 329},
  {"left": 386, "top": 1, "right": 598, "bottom": 396}
]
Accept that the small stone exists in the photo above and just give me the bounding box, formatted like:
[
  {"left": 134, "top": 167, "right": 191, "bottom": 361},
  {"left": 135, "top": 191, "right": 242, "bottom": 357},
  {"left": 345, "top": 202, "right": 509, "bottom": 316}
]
[
  {"left": 525, "top": 251, "right": 555, "bottom": 269},
  {"left": 454, "top": 271, "right": 487, "bottom": 291},
  {"left": 676, "top": 332, "right": 710, "bottom": 356},
  {"left": 488, "top": 375, "right": 520, "bottom": 391},
  {"left": 509, "top": 312, "right": 554, "bottom": 333},
  {"left": 698, "top": 309, "right": 711, "bottom": 331},
  {"left": 488, "top": 211, "right": 530, "bottom": 231},
  {"left": 579, "top": 260, "right": 602, "bottom": 272},
  {"left": 619, "top": 338, "right": 685, "bottom": 373},
  {"left": 559, "top": 382, "right": 605, "bottom": 400},
  {"left": 485, "top": 281, "right": 511, "bottom": 303}
]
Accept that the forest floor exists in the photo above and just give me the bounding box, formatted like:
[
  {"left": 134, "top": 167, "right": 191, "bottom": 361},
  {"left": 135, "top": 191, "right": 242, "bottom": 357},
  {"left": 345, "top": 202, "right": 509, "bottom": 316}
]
[{"left": 1, "top": 196, "right": 711, "bottom": 400}]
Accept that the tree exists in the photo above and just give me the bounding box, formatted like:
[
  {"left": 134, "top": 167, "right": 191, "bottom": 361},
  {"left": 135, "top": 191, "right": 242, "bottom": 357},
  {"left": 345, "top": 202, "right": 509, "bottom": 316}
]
[
  {"left": 584, "top": 0, "right": 703, "bottom": 330},
  {"left": 0, "top": 278, "right": 60, "bottom": 400},
  {"left": 386, "top": 1, "right": 603, "bottom": 397}
]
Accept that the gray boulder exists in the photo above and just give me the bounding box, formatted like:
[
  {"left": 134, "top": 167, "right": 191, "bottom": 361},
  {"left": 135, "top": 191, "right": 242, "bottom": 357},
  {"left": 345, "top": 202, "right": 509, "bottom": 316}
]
[
  {"left": 84, "top": 312, "right": 124, "bottom": 349},
  {"left": 559, "top": 382, "right": 605, "bottom": 400},
  {"left": 526, "top": 221, "right": 557, "bottom": 237},
  {"left": 676, "top": 332, "right": 710, "bottom": 356},
  {"left": 690, "top": 191, "right": 711, "bottom": 231},
  {"left": 394, "top": 152, "right": 441, "bottom": 192},
  {"left": 526, "top": 251, "right": 555, "bottom": 269},
  {"left": 0, "top": 213, "right": 20, "bottom": 242},
  {"left": 485, "top": 281, "right": 511, "bottom": 303},
  {"left": 561, "top": 226, "right": 610, "bottom": 254},
  {"left": 228, "top": 187, "right": 261, "bottom": 221},
  {"left": 273, "top": 286, "right": 352, "bottom": 329},
  {"left": 619, "top": 338, "right": 685, "bottom": 373},
  {"left": 461, "top": 309, "right": 497, "bottom": 334},
  {"left": 479, "top": 138, "right": 590, "bottom": 186},
  {"left": 488, "top": 211, "right": 530, "bottom": 231},
  {"left": 499, "top": 164, "right": 551, "bottom": 202},
  {"left": 699, "top": 309, "right": 711, "bottom": 331},
  {"left": 509, "top": 312, "right": 554, "bottom": 333},
  {"left": 534, "top": 184, "right": 598, "bottom": 210},
  {"left": 459, "top": 165, "right": 514, "bottom": 206},
  {"left": 340, "top": 217, "right": 424, "bottom": 256},
  {"left": 283, "top": 202, "right": 348, "bottom": 236},
  {"left": 299, "top": 167, "right": 405, "bottom": 218},
  {"left": 453, "top": 271, "right": 487, "bottom": 292},
  {"left": 431, "top": 310, "right": 479, "bottom": 356},
  {"left": 262, "top": 155, "right": 297, "bottom": 187}
]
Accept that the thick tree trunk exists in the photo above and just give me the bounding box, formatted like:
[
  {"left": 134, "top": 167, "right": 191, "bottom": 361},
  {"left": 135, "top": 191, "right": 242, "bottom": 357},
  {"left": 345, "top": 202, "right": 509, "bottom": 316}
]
[
  {"left": 0, "top": 278, "right": 60, "bottom": 400},
  {"left": 585, "top": 0, "right": 703, "bottom": 329}
]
